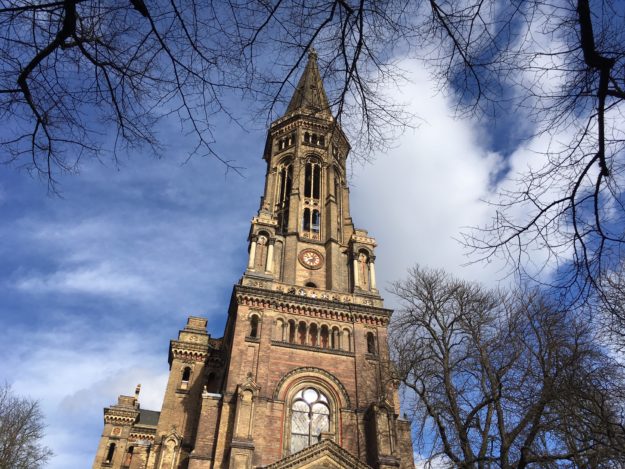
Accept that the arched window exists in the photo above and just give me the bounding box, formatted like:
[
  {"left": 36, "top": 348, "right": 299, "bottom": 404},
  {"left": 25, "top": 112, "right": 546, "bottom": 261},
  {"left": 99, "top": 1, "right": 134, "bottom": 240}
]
[
  {"left": 205, "top": 373, "right": 218, "bottom": 393},
  {"left": 298, "top": 322, "right": 307, "bottom": 345},
  {"left": 367, "top": 332, "right": 376, "bottom": 354},
  {"left": 305, "top": 282, "right": 317, "bottom": 288},
  {"left": 334, "top": 172, "right": 343, "bottom": 240},
  {"left": 304, "top": 161, "right": 321, "bottom": 200},
  {"left": 311, "top": 210, "right": 320, "bottom": 234},
  {"left": 290, "top": 387, "right": 330, "bottom": 454},
  {"left": 123, "top": 446, "right": 134, "bottom": 467},
  {"left": 105, "top": 442, "right": 116, "bottom": 464},
  {"left": 343, "top": 329, "right": 351, "bottom": 352},
  {"left": 249, "top": 315, "right": 259, "bottom": 338},
  {"left": 320, "top": 326, "right": 329, "bottom": 348},
  {"left": 182, "top": 366, "right": 191, "bottom": 382},
  {"left": 331, "top": 327, "right": 340, "bottom": 349},
  {"left": 275, "top": 318, "right": 285, "bottom": 341},
  {"left": 304, "top": 132, "right": 310, "bottom": 143},
  {"left": 277, "top": 162, "right": 293, "bottom": 233},
  {"left": 309, "top": 323, "right": 318, "bottom": 346},
  {"left": 302, "top": 208, "right": 311, "bottom": 231},
  {"left": 289, "top": 320, "right": 296, "bottom": 343},
  {"left": 302, "top": 209, "right": 321, "bottom": 236}
]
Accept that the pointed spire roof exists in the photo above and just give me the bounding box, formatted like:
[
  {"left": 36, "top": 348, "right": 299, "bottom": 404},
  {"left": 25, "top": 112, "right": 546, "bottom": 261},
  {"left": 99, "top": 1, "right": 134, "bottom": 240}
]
[{"left": 285, "top": 48, "right": 332, "bottom": 117}]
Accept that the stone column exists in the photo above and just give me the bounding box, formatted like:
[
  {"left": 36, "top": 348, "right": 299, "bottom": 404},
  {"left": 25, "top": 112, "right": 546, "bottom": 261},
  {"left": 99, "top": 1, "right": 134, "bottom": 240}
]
[
  {"left": 352, "top": 254, "right": 359, "bottom": 289},
  {"left": 247, "top": 237, "right": 257, "bottom": 270},
  {"left": 370, "top": 256, "right": 377, "bottom": 290},
  {"left": 189, "top": 390, "right": 222, "bottom": 469},
  {"left": 265, "top": 240, "right": 274, "bottom": 273}
]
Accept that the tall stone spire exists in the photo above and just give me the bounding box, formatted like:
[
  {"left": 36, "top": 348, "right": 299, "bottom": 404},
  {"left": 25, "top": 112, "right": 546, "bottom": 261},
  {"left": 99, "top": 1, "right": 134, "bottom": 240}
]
[{"left": 285, "top": 48, "right": 332, "bottom": 116}]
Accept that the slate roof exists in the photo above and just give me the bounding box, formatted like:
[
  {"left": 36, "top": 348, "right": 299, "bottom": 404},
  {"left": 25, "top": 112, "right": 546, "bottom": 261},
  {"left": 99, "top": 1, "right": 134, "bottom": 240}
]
[
  {"left": 285, "top": 49, "right": 332, "bottom": 117},
  {"left": 137, "top": 409, "right": 160, "bottom": 427}
]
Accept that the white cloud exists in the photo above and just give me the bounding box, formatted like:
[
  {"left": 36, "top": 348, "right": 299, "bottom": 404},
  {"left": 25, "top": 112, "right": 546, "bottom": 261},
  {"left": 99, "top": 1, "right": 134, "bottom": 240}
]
[
  {"left": 350, "top": 53, "right": 589, "bottom": 302},
  {"left": 351, "top": 60, "right": 509, "bottom": 296},
  {"left": 14, "top": 262, "right": 154, "bottom": 297},
  {"left": 2, "top": 319, "right": 169, "bottom": 469}
]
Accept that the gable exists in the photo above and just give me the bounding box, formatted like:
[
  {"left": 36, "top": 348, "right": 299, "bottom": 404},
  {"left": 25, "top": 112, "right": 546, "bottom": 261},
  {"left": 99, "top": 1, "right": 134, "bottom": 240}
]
[{"left": 262, "top": 440, "right": 372, "bottom": 469}]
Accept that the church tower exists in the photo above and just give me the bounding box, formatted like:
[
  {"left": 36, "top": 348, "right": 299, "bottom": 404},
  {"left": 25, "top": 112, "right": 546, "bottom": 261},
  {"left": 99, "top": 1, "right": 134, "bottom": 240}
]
[{"left": 92, "top": 51, "right": 414, "bottom": 469}]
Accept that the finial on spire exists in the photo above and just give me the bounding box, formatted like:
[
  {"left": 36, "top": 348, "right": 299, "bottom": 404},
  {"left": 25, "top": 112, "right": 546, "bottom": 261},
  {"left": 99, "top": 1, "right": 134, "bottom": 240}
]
[
  {"left": 135, "top": 384, "right": 141, "bottom": 399},
  {"left": 308, "top": 46, "right": 318, "bottom": 61}
]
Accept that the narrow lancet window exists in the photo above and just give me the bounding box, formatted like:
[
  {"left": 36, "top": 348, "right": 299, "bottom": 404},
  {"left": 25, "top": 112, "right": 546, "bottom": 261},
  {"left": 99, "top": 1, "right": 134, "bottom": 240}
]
[
  {"left": 277, "top": 162, "right": 292, "bottom": 233},
  {"left": 312, "top": 210, "right": 320, "bottom": 234},
  {"left": 289, "top": 321, "right": 296, "bottom": 343},
  {"left": 367, "top": 332, "right": 376, "bottom": 354},
  {"left": 313, "top": 165, "right": 320, "bottom": 199},
  {"left": 105, "top": 442, "right": 116, "bottom": 464},
  {"left": 249, "top": 315, "right": 259, "bottom": 338}
]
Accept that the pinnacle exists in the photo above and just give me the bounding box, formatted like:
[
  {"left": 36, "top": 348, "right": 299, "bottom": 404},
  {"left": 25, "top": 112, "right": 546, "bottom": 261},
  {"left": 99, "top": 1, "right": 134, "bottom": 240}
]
[{"left": 285, "top": 48, "right": 331, "bottom": 117}]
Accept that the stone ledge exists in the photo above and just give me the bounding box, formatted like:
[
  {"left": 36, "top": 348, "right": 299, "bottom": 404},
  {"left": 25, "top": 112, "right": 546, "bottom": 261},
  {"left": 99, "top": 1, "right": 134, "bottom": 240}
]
[{"left": 271, "top": 340, "right": 354, "bottom": 357}]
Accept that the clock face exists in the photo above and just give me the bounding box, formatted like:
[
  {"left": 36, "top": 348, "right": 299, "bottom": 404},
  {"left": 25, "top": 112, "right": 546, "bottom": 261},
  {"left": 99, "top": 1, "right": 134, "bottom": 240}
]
[{"left": 299, "top": 249, "right": 324, "bottom": 269}]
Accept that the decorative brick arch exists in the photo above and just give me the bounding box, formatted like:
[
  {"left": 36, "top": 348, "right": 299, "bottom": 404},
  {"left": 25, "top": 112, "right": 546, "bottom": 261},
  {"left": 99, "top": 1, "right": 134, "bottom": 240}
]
[{"left": 273, "top": 367, "right": 351, "bottom": 408}]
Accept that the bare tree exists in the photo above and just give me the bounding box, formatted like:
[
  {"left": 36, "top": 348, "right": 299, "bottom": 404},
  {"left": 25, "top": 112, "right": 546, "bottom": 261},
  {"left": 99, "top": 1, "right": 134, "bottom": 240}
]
[
  {"left": 435, "top": 1, "right": 625, "bottom": 307},
  {"left": 0, "top": 383, "right": 52, "bottom": 469},
  {"left": 390, "top": 266, "right": 625, "bottom": 468},
  {"left": 4, "top": 1, "right": 625, "bottom": 308},
  {"left": 0, "top": 0, "right": 412, "bottom": 187},
  {"left": 597, "top": 263, "right": 625, "bottom": 351}
]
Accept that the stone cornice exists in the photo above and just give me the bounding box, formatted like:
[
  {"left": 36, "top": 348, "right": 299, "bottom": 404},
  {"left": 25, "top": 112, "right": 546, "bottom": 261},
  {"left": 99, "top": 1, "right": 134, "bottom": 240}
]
[
  {"left": 234, "top": 285, "right": 392, "bottom": 326},
  {"left": 130, "top": 426, "right": 156, "bottom": 441},
  {"left": 104, "top": 408, "right": 138, "bottom": 425},
  {"left": 351, "top": 233, "right": 377, "bottom": 247},
  {"left": 271, "top": 340, "right": 355, "bottom": 357},
  {"left": 169, "top": 340, "right": 209, "bottom": 363}
]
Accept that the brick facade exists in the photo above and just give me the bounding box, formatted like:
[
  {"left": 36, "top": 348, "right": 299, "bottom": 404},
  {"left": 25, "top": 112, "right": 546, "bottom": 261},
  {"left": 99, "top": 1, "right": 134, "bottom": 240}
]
[{"left": 92, "top": 50, "right": 414, "bottom": 469}]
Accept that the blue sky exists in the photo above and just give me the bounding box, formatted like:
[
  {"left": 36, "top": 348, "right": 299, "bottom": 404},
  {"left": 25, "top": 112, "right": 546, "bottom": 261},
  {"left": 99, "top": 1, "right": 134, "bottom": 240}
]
[{"left": 0, "top": 55, "right": 571, "bottom": 467}]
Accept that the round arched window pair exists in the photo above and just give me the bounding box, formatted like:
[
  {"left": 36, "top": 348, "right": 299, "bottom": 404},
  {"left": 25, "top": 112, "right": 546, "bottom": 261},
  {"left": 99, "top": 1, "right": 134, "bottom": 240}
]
[{"left": 290, "top": 387, "right": 330, "bottom": 454}]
